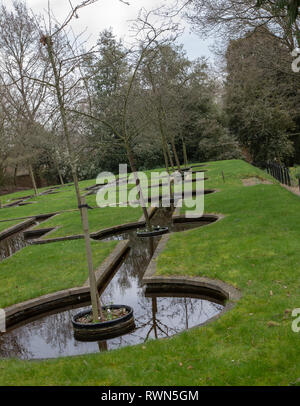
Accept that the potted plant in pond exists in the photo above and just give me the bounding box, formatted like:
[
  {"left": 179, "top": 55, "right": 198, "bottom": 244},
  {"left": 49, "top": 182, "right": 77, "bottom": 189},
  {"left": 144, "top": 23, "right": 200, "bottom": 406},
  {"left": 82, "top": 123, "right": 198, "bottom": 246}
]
[
  {"left": 68, "top": 197, "right": 135, "bottom": 340},
  {"left": 68, "top": 196, "right": 135, "bottom": 340},
  {"left": 136, "top": 224, "right": 169, "bottom": 238},
  {"left": 72, "top": 304, "right": 135, "bottom": 342}
]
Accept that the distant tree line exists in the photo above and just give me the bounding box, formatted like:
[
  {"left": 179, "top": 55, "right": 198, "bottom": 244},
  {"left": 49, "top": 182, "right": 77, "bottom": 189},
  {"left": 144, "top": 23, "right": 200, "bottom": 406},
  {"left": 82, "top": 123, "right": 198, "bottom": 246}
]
[
  {"left": 2, "top": 0, "right": 299, "bottom": 189},
  {"left": 186, "top": 0, "right": 300, "bottom": 166},
  {"left": 0, "top": 1, "right": 241, "bottom": 190}
]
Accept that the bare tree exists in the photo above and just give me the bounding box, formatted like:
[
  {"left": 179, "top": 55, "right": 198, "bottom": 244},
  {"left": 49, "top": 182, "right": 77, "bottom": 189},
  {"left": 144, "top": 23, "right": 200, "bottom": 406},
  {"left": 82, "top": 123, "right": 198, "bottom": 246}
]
[
  {"left": 33, "top": 0, "right": 132, "bottom": 322},
  {"left": 71, "top": 9, "right": 181, "bottom": 229},
  {"left": 184, "top": 0, "right": 300, "bottom": 50},
  {"left": 142, "top": 43, "right": 194, "bottom": 174},
  {"left": 0, "top": 108, "right": 12, "bottom": 207},
  {"left": 0, "top": 1, "right": 52, "bottom": 195}
]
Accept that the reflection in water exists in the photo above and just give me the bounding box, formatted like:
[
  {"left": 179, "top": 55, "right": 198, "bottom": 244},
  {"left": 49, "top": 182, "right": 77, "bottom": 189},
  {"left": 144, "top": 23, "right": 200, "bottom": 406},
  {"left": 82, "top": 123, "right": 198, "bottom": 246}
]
[
  {"left": 0, "top": 218, "right": 54, "bottom": 262},
  {"left": 0, "top": 207, "right": 223, "bottom": 360},
  {"left": 98, "top": 340, "right": 108, "bottom": 352},
  {"left": 0, "top": 297, "right": 222, "bottom": 360},
  {"left": 0, "top": 232, "right": 28, "bottom": 262}
]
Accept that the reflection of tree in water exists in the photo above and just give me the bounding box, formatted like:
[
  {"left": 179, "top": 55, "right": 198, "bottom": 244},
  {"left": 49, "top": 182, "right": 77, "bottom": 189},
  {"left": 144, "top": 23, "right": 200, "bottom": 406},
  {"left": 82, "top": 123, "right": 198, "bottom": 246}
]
[
  {"left": 0, "top": 232, "right": 27, "bottom": 261},
  {"left": 1, "top": 207, "right": 224, "bottom": 359},
  {"left": 133, "top": 296, "right": 223, "bottom": 342},
  {"left": 0, "top": 294, "right": 224, "bottom": 359},
  {"left": 101, "top": 232, "right": 160, "bottom": 304},
  {"left": 161, "top": 297, "right": 223, "bottom": 331},
  {"left": 37, "top": 310, "right": 74, "bottom": 351},
  {"left": 99, "top": 206, "right": 212, "bottom": 306},
  {"left": 0, "top": 309, "right": 78, "bottom": 359},
  {"left": 0, "top": 329, "right": 34, "bottom": 359},
  {"left": 96, "top": 295, "right": 224, "bottom": 352},
  {"left": 151, "top": 207, "right": 173, "bottom": 227}
]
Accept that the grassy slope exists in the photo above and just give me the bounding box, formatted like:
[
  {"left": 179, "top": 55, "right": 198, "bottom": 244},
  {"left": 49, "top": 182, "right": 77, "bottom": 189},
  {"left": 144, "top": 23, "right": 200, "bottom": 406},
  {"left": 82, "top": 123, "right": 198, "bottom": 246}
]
[
  {"left": 0, "top": 188, "right": 79, "bottom": 220},
  {"left": 34, "top": 206, "right": 143, "bottom": 239},
  {"left": 0, "top": 169, "right": 168, "bottom": 224},
  {"left": 0, "top": 239, "right": 118, "bottom": 308},
  {"left": 0, "top": 181, "right": 109, "bottom": 221},
  {"left": 1, "top": 160, "right": 300, "bottom": 385},
  {"left": 157, "top": 159, "right": 300, "bottom": 385},
  {"left": 0, "top": 182, "right": 143, "bottom": 238},
  {"left": 0, "top": 219, "right": 25, "bottom": 233},
  {"left": 0, "top": 186, "right": 53, "bottom": 206}
]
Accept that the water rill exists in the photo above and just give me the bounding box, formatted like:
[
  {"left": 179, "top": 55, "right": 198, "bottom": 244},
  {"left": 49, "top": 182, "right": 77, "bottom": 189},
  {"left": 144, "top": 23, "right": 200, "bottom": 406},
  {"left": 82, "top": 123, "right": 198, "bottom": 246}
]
[{"left": 0, "top": 207, "right": 224, "bottom": 359}]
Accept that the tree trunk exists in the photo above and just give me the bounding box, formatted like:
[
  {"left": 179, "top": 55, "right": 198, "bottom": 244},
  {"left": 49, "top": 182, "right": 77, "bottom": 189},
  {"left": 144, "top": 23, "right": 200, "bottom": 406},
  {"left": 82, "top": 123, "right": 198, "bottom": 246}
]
[
  {"left": 80, "top": 196, "right": 103, "bottom": 321},
  {"left": 45, "top": 38, "right": 81, "bottom": 204},
  {"left": 45, "top": 36, "right": 102, "bottom": 323},
  {"left": 53, "top": 155, "right": 64, "bottom": 185},
  {"left": 170, "top": 136, "right": 182, "bottom": 173},
  {"left": 162, "top": 140, "right": 174, "bottom": 205},
  {"left": 58, "top": 169, "right": 64, "bottom": 186},
  {"left": 147, "top": 66, "right": 175, "bottom": 174},
  {"left": 13, "top": 164, "right": 18, "bottom": 186},
  {"left": 182, "top": 137, "right": 188, "bottom": 169},
  {"left": 28, "top": 164, "right": 38, "bottom": 196},
  {"left": 157, "top": 112, "right": 175, "bottom": 172},
  {"left": 165, "top": 139, "right": 175, "bottom": 172},
  {"left": 161, "top": 141, "right": 170, "bottom": 175},
  {"left": 125, "top": 140, "right": 151, "bottom": 229}
]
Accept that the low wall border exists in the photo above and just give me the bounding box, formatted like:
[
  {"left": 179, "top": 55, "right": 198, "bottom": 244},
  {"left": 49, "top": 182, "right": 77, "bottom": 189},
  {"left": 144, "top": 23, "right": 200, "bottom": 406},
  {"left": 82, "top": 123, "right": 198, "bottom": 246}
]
[
  {"left": 2, "top": 206, "right": 156, "bottom": 328},
  {"left": 0, "top": 218, "right": 36, "bottom": 241},
  {"left": 3, "top": 240, "right": 129, "bottom": 330},
  {"left": 142, "top": 233, "right": 242, "bottom": 328}
]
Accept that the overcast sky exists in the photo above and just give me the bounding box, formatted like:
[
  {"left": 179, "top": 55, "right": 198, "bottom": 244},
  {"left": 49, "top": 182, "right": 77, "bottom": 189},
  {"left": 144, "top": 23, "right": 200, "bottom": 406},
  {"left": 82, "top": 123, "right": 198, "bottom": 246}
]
[{"left": 24, "top": 0, "right": 214, "bottom": 61}]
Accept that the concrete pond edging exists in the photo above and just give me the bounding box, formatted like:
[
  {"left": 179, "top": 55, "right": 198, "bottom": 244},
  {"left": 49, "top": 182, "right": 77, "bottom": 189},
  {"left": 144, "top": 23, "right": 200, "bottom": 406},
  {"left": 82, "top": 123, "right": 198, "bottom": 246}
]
[
  {"left": 3, "top": 240, "right": 130, "bottom": 330},
  {"left": 30, "top": 206, "right": 157, "bottom": 244},
  {"left": 141, "top": 232, "right": 242, "bottom": 329},
  {"left": 2, "top": 207, "right": 156, "bottom": 329},
  {"left": 0, "top": 218, "right": 36, "bottom": 241},
  {"left": 1, "top": 204, "right": 238, "bottom": 339}
]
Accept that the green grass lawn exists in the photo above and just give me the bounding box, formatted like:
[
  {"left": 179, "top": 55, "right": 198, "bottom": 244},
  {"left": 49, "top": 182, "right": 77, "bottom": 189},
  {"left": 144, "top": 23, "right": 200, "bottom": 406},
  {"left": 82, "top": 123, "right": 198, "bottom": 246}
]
[
  {"left": 0, "top": 186, "right": 53, "bottom": 206},
  {"left": 0, "top": 179, "right": 111, "bottom": 221},
  {"left": 0, "top": 188, "right": 78, "bottom": 220},
  {"left": 0, "top": 239, "right": 118, "bottom": 309},
  {"left": 34, "top": 206, "right": 143, "bottom": 239},
  {"left": 1, "top": 159, "right": 300, "bottom": 386},
  {"left": 0, "top": 167, "right": 199, "bottom": 223},
  {"left": 0, "top": 175, "right": 144, "bottom": 222},
  {"left": 0, "top": 219, "right": 26, "bottom": 233}
]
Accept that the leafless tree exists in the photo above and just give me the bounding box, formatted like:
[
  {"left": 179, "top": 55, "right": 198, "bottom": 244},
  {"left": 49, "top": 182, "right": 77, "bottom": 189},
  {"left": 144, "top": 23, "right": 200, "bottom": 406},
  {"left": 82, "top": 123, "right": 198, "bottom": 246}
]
[
  {"left": 0, "top": 1, "right": 53, "bottom": 195},
  {"left": 31, "top": 0, "right": 133, "bottom": 322},
  {"left": 70, "top": 8, "right": 181, "bottom": 229},
  {"left": 184, "top": 0, "right": 300, "bottom": 51}
]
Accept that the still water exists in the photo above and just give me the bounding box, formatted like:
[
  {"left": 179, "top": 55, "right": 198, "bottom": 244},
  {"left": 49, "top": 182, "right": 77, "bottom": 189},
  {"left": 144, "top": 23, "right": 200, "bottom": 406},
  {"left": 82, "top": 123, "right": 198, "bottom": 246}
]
[{"left": 0, "top": 208, "right": 223, "bottom": 360}]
